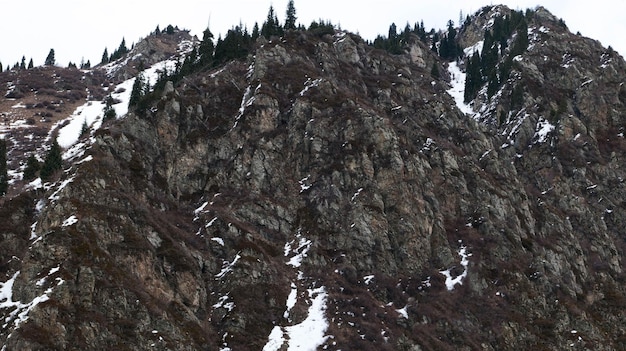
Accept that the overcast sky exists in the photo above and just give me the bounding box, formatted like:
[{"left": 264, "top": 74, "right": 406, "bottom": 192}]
[{"left": 1, "top": 1, "right": 624, "bottom": 68}]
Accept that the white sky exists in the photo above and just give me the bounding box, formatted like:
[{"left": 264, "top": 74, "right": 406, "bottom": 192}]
[{"left": 1, "top": 1, "right": 624, "bottom": 68}]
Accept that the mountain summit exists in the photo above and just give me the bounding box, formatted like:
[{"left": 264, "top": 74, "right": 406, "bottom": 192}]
[{"left": 1, "top": 4, "right": 625, "bottom": 350}]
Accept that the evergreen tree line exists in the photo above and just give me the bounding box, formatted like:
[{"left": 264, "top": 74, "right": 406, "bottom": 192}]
[
  {"left": 128, "top": 1, "right": 338, "bottom": 115},
  {"left": 152, "top": 24, "right": 178, "bottom": 36},
  {"left": 0, "top": 136, "right": 64, "bottom": 197},
  {"left": 371, "top": 21, "right": 431, "bottom": 55},
  {"left": 0, "top": 48, "right": 91, "bottom": 72},
  {"left": 21, "top": 139, "right": 63, "bottom": 183},
  {"left": 436, "top": 20, "right": 463, "bottom": 61},
  {"left": 100, "top": 38, "right": 131, "bottom": 65},
  {"left": 464, "top": 9, "right": 531, "bottom": 103}
]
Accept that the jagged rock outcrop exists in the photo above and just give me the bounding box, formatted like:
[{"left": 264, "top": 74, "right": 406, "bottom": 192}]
[
  {"left": 104, "top": 29, "right": 197, "bottom": 82},
  {"left": 1, "top": 5, "right": 625, "bottom": 351}
]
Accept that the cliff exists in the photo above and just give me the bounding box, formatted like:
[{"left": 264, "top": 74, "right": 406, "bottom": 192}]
[{"left": 1, "top": 5, "right": 625, "bottom": 350}]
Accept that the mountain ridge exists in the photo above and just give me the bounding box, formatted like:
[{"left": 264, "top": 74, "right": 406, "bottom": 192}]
[{"left": 1, "top": 4, "right": 625, "bottom": 350}]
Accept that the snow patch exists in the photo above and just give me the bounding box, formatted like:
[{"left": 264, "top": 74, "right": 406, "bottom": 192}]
[
  {"left": 211, "top": 237, "right": 225, "bottom": 246},
  {"left": 463, "top": 40, "right": 484, "bottom": 56},
  {"left": 447, "top": 62, "right": 474, "bottom": 116},
  {"left": 62, "top": 215, "right": 78, "bottom": 227},
  {"left": 299, "top": 78, "right": 322, "bottom": 96},
  {"left": 533, "top": 118, "right": 555, "bottom": 144},
  {"left": 0, "top": 271, "right": 62, "bottom": 330},
  {"left": 440, "top": 241, "right": 472, "bottom": 291},
  {"left": 48, "top": 176, "right": 75, "bottom": 202},
  {"left": 284, "top": 282, "right": 298, "bottom": 319},
  {"left": 351, "top": 187, "right": 363, "bottom": 202},
  {"left": 215, "top": 253, "right": 241, "bottom": 279},
  {"left": 231, "top": 82, "right": 259, "bottom": 130},
  {"left": 396, "top": 305, "right": 408, "bottom": 319},
  {"left": 299, "top": 175, "right": 312, "bottom": 193},
  {"left": 285, "top": 230, "right": 312, "bottom": 268},
  {"left": 35, "top": 265, "right": 60, "bottom": 286},
  {"left": 212, "top": 294, "right": 235, "bottom": 312},
  {"left": 263, "top": 286, "right": 329, "bottom": 351}
]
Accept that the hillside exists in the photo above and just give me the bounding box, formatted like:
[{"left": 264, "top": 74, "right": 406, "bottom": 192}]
[{"left": 1, "top": 5, "right": 625, "bottom": 350}]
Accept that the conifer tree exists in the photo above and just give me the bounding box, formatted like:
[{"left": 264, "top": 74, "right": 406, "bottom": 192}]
[
  {"left": 20, "top": 56, "right": 26, "bottom": 70},
  {"left": 464, "top": 51, "right": 483, "bottom": 103},
  {"left": 251, "top": 22, "right": 260, "bottom": 41},
  {"left": 430, "top": 63, "right": 440, "bottom": 79},
  {"left": 110, "top": 38, "right": 129, "bottom": 62},
  {"left": 439, "top": 20, "right": 461, "bottom": 61},
  {"left": 197, "top": 27, "right": 215, "bottom": 67},
  {"left": 40, "top": 139, "right": 62, "bottom": 181},
  {"left": 214, "top": 26, "right": 252, "bottom": 65},
  {"left": 45, "top": 49, "right": 56, "bottom": 66},
  {"left": 0, "top": 62, "right": 3, "bottom": 72},
  {"left": 101, "top": 48, "right": 109, "bottom": 64},
  {"left": 285, "top": 0, "right": 297, "bottom": 30},
  {"left": 129, "top": 73, "right": 145, "bottom": 107},
  {"left": 387, "top": 23, "right": 402, "bottom": 54},
  {"left": 80, "top": 58, "right": 87, "bottom": 69},
  {"left": 28, "top": 58, "right": 34, "bottom": 69},
  {"left": 23, "top": 154, "right": 40, "bottom": 181},
  {"left": 103, "top": 94, "right": 117, "bottom": 120},
  {"left": 261, "top": 5, "right": 282, "bottom": 38},
  {"left": 486, "top": 72, "right": 499, "bottom": 98},
  {"left": 0, "top": 139, "right": 7, "bottom": 196}
]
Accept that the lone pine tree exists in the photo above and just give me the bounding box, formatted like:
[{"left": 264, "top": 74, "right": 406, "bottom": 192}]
[
  {"left": 285, "top": 0, "right": 297, "bottom": 30},
  {"left": 45, "top": 48, "right": 55, "bottom": 66},
  {"left": 40, "top": 140, "right": 62, "bottom": 181},
  {"left": 23, "top": 154, "right": 41, "bottom": 182}
]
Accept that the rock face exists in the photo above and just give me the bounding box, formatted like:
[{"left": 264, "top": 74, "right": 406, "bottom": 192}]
[{"left": 1, "top": 6, "right": 626, "bottom": 351}]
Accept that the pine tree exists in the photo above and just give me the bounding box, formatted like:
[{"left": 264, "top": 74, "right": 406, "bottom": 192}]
[
  {"left": 45, "top": 49, "right": 56, "bottom": 66},
  {"left": 129, "top": 73, "right": 146, "bottom": 107},
  {"left": 28, "top": 58, "right": 34, "bottom": 69},
  {"left": 20, "top": 56, "right": 26, "bottom": 70},
  {"left": 23, "top": 154, "right": 40, "bottom": 181},
  {"left": 110, "top": 38, "right": 129, "bottom": 62},
  {"left": 387, "top": 23, "right": 402, "bottom": 54},
  {"left": 285, "top": 0, "right": 297, "bottom": 30},
  {"left": 430, "top": 63, "right": 440, "bottom": 79},
  {"left": 118, "top": 38, "right": 128, "bottom": 55},
  {"left": 80, "top": 58, "right": 91, "bottom": 69},
  {"left": 39, "top": 139, "right": 62, "bottom": 181},
  {"left": 486, "top": 72, "right": 499, "bottom": 98},
  {"left": 197, "top": 27, "right": 215, "bottom": 67},
  {"left": 0, "top": 62, "right": 3, "bottom": 72},
  {"left": 251, "top": 22, "right": 260, "bottom": 41},
  {"left": 464, "top": 51, "right": 483, "bottom": 103},
  {"left": 103, "top": 94, "right": 117, "bottom": 120},
  {"left": 0, "top": 139, "right": 8, "bottom": 196},
  {"left": 438, "top": 20, "right": 461, "bottom": 61},
  {"left": 261, "top": 5, "right": 282, "bottom": 38},
  {"left": 101, "top": 48, "right": 109, "bottom": 64},
  {"left": 214, "top": 26, "right": 253, "bottom": 65}
]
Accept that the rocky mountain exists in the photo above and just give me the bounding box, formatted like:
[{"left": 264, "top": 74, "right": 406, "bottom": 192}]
[{"left": 1, "top": 4, "right": 625, "bottom": 350}]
